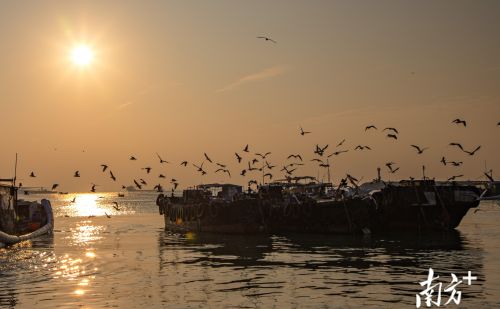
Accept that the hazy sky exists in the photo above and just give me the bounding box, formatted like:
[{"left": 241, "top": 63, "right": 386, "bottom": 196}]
[{"left": 1, "top": 1, "right": 499, "bottom": 191}]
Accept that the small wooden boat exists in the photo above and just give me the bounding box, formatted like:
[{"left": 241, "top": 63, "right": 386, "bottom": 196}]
[{"left": 0, "top": 180, "right": 53, "bottom": 247}]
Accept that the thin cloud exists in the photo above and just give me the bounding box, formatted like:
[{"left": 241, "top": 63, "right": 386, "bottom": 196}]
[{"left": 217, "top": 65, "right": 289, "bottom": 93}]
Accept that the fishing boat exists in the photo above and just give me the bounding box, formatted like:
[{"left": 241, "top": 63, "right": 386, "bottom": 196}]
[
  {"left": 156, "top": 178, "right": 486, "bottom": 235},
  {"left": 0, "top": 179, "right": 53, "bottom": 247}
]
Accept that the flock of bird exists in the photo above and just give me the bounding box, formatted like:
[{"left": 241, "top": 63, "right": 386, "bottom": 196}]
[{"left": 22, "top": 117, "right": 499, "bottom": 197}]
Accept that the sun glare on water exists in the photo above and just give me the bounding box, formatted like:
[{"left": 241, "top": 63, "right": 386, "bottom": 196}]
[{"left": 70, "top": 44, "right": 94, "bottom": 67}]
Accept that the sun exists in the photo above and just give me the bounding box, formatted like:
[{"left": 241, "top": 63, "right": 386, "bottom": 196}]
[{"left": 70, "top": 44, "right": 94, "bottom": 67}]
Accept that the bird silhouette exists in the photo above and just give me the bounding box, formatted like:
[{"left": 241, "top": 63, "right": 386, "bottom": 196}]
[
  {"left": 314, "top": 144, "right": 329, "bottom": 156},
  {"left": 215, "top": 168, "right": 231, "bottom": 177},
  {"left": 154, "top": 184, "right": 163, "bottom": 192},
  {"left": 156, "top": 153, "right": 169, "bottom": 164},
  {"left": 383, "top": 127, "right": 399, "bottom": 134},
  {"left": 328, "top": 150, "right": 348, "bottom": 157},
  {"left": 386, "top": 134, "right": 398, "bottom": 140},
  {"left": 263, "top": 173, "right": 273, "bottom": 180},
  {"left": 336, "top": 139, "right": 346, "bottom": 147},
  {"left": 74, "top": 171, "right": 80, "bottom": 177},
  {"left": 251, "top": 158, "right": 259, "bottom": 165},
  {"left": 133, "top": 179, "right": 142, "bottom": 190},
  {"left": 112, "top": 202, "right": 121, "bottom": 211},
  {"left": 440, "top": 157, "right": 447, "bottom": 166},
  {"left": 216, "top": 162, "right": 226, "bottom": 168},
  {"left": 464, "top": 146, "right": 481, "bottom": 156},
  {"left": 299, "top": 126, "right": 311, "bottom": 136},
  {"left": 105, "top": 212, "right": 111, "bottom": 218},
  {"left": 159, "top": 174, "right": 166, "bottom": 178},
  {"left": 130, "top": 156, "right": 137, "bottom": 160},
  {"left": 51, "top": 184, "right": 59, "bottom": 191},
  {"left": 452, "top": 119, "right": 467, "bottom": 127},
  {"left": 235, "top": 152, "right": 242, "bottom": 163},
  {"left": 243, "top": 144, "right": 249, "bottom": 152},
  {"left": 91, "top": 184, "right": 97, "bottom": 192},
  {"left": 287, "top": 154, "right": 303, "bottom": 161},
  {"left": 257, "top": 36, "right": 276, "bottom": 43},
  {"left": 142, "top": 167, "right": 152, "bottom": 174},
  {"left": 204, "top": 153, "right": 213, "bottom": 163},
  {"left": 101, "top": 164, "right": 108, "bottom": 172},
  {"left": 240, "top": 169, "right": 247, "bottom": 176},
  {"left": 140, "top": 179, "right": 147, "bottom": 185},
  {"left": 365, "top": 125, "right": 377, "bottom": 131},
  {"left": 410, "top": 145, "right": 428, "bottom": 154},
  {"left": 29, "top": 171, "right": 36, "bottom": 177},
  {"left": 70, "top": 197, "right": 76, "bottom": 203},
  {"left": 450, "top": 161, "right": 463, "bottom": 167},
  {"left": 447, "top": 175, "right": 463, "bottom": 181},
  {"left": 354, "top": 145, "right": 371, "bottom": 151},
  {"left": 497, "top": 121, "right": 500, "bottom": 126},
  {"left": 265, "top": 161, "right": 275, "bottom": 169},
  {"left": 449, "top": 143, "right": 464, "bottom": 151},
  {"left": 180, "top": 161, "right": 188, "bottom": 167},
  {"left": 255, "top": 152, "right": 271, "bottom": 159},
  {"left": 110, "top": 171, "right": 116, "bottom": 181}
]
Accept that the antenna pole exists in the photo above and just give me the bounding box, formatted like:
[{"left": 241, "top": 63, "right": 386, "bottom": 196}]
[{"left": 13, "top": 153, "right": 18, "bottom": 187}]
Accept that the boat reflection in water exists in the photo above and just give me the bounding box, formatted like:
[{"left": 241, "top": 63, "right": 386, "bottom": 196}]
[{"left": 157, "top": 229, "right": 484, "bottom": 307}]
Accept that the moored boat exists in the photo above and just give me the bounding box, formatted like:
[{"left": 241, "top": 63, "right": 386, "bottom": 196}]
[{"left": 0, "top": 180, "right": 53, "bottom": 247}]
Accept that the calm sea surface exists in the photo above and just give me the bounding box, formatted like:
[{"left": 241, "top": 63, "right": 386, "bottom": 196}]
[{"left": 1, "top": 192, "right": 499, "bottom": 308}]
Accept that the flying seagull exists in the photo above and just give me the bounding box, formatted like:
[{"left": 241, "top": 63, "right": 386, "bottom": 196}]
[
  {"left": 300, "top": 126, "right": 310, "bottom": 136},
  {"left": 365, "top": 125, "right": 377, "bottom": 131},
  {"left": 29, "top": 171, "right": 36, "bottom": 177},
  {"left": 386, "top": 134, "right": 398, "bottom": 140},
  {"left": 383, "top": 127, "right": 399, "bottom": 134},
  {"left": 74, "top": 171, "right": 80, "bottom": 177},
  {"left": 464, "top": 146, "right": 481, "bottom": 156},
  {"left": 452, "top": 119, "right": 467, "bottom": 127},
  {"left": 204, "top": 153, "right": 213, "bottom": 163},
  {"left": 110, "top": 170, "right": 116, "bottom": 181},
  {"left": 101, "top": 164, "right": 108, "bottom": 172},
  {"left": 257, "top": 36, "right": 276, "bottom": 43},
  {"left": 410, "top": 145, "right": 428, "bottom": 154},
  {"left": 51, "top": 184, "right": 59, "bottom": 191},
  {"left": 130, "top": 156, "right": 137, "bottom": 161},
  {"left": 235, "top": 153, "right": 242, "bottom": 163},
  {"left": 156, "top": 153, "right": 169, "bottom": 164}
]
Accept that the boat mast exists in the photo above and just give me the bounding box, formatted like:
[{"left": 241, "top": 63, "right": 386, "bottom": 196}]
[{"left": 13, "top": 153, "right": 18, "bottom": 187}]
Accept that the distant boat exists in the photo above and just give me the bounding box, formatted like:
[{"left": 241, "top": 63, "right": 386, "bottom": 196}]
[{"left": 0, "top": 180, "right": 53, "bottom": 247}]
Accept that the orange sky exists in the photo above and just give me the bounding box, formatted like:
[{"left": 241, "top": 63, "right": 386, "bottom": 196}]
[{"left": 0, "top": 1, "right": 499, "bottom": 191}]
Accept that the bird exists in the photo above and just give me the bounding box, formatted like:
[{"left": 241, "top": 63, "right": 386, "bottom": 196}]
[
  {"left": 142, "top": 167, "right": 152, "bottom": 174},
  {"left": 70, "top": 197, "right": 76, "bottom": 203},
  {"left": 193, "top": 162, "right": 205, "bottom": 174},
  {"left": 180, "top": 161, "right": 188, "bottom": 167},
  {"left": 112, "top": 202, "right": 121, "bottom": 211},
  {"left": 105, "top": 212, "right": 111, "bottom": 218},
  {"left": 51, "top": 184, "right": 59, "bottom": 191},
  {"left": 336, "top": 139, "right": 346, "bottom": 147},
  {"left": 265, "top": 161, "right": 275, "bottom": 169},
  {"left": 319, "top": 163, "right": 330, "bottom": 168},
  {"left": 447, "top": 175, "right": 463, "bottom": 181},
  {"left": 110, "top": 171, "right": 116, "bottom": 181},
  {"left": 389, "top": 167, "right": 400, "bottom": 174},
  {"left": 243, "top": 144, "right": 249, "bottom": 152},
  {"left": 90, "top": 184, "right": 97, "bottom": 192},
  {"left": 240, "top": 169, "right": 247, "bottom": 176},
  {"left": 133, "top": 180, "right": 142, "bottom": 190},
  {"left": 464, "top": 146, "right": 481, "bottom": 156},
  {"left": 383, "top": 127, "right": 399, "bottom": 134},
  {"left": 172, "top": 182, "right": 179, "bottom": 191},
  {"left": 156, "top": 153, "right": 169, "bottom": 164},
  {"left": 440, "top": 157, "right": 447, "bottom": 166},
  {"left": 449, "top": 143, "right": 464, "bottom": 151},
  {"left": 450, "top": 161, "right": 463, "bottom": 167},
  {"left": 140, "top": 179, "right": 147, "bottom": 185},
  {"left": 497, "top": 121, "right": 500, "bottom": 126},
  {"left": 130, "top": 156, "right": 137, "bottom": 160},
  {"left": 74, "top": 171, "right": 80, "bottom": 177},
  {"left": 216, "top": 162, "right": 226, "bottom": 168},
  {"left": 328, "top": 150, "right": 348, "bottom": 157},
  {"left": 385, "top": 162, "right": 396, "bottom": 168},
  {"left": 365, "top": 125, "right": 377, "bottom": 131},
  {"left": 235, "top": 153, "right": 242, "bottom": 163},
  {"left": 204, "top": 153, "right": 213, "bottom": 163},
  {"left": 29, "top": 171, "right": 36, "bottom": 177},
  {"left": 386, "top": 134, "right": 398, "bottom": 140},
  {"left": 299, "top": 126, "right": 311, "bottom": 136},
  {"left": 257, "top": 36, "right": 276, "bottom": 43},
  {"left": 159, "top": 174, "right": 166, "bottom": 178},
  {"left": 248, "top": 162, "right": 258, "bottom": 171},
  {"left": 410, "top": 145, "right": 428, "bottom": 154},
  {"left": 255, "top": 152, "right": 271, "bottom": 159},
  {"left": 121, "top": 185, "right": 126, "bottom": 189},
  {"left": 310, "top": 158, "right": 324, "bottom": 163},
  {"left": 101, "top": 164, "right": 108, "bottom": 172},
  {"left": 452, "top": 118, "right": 467, "bottom": 127},
  {"left": 153, "top": 184, "right": 163, "bottom": 192},
  {"left": 314, "top": 144, "right": 329, "bottom": 156},
  {"left": 287, "top": 154, "right": 303, "bottom": 161},
  {"left": 251, "top": 158, "right": 259, "bottom": 165},
  {"left": 215, "top": 168, "right": 231, "bottom": 177},
  {"left": 263, "top": 173, "right": 273, "bottom": 180},
  {"left": 248, "top": 180, "right": 258, "bottom": 186},
  {"left": 354, "top": 145, "right": 371, "bottom": 151}
]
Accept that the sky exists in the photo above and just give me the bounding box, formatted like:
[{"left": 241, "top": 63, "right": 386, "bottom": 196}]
[{"left": 0, "top": 0, "right": 499, "bottom": 192}]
